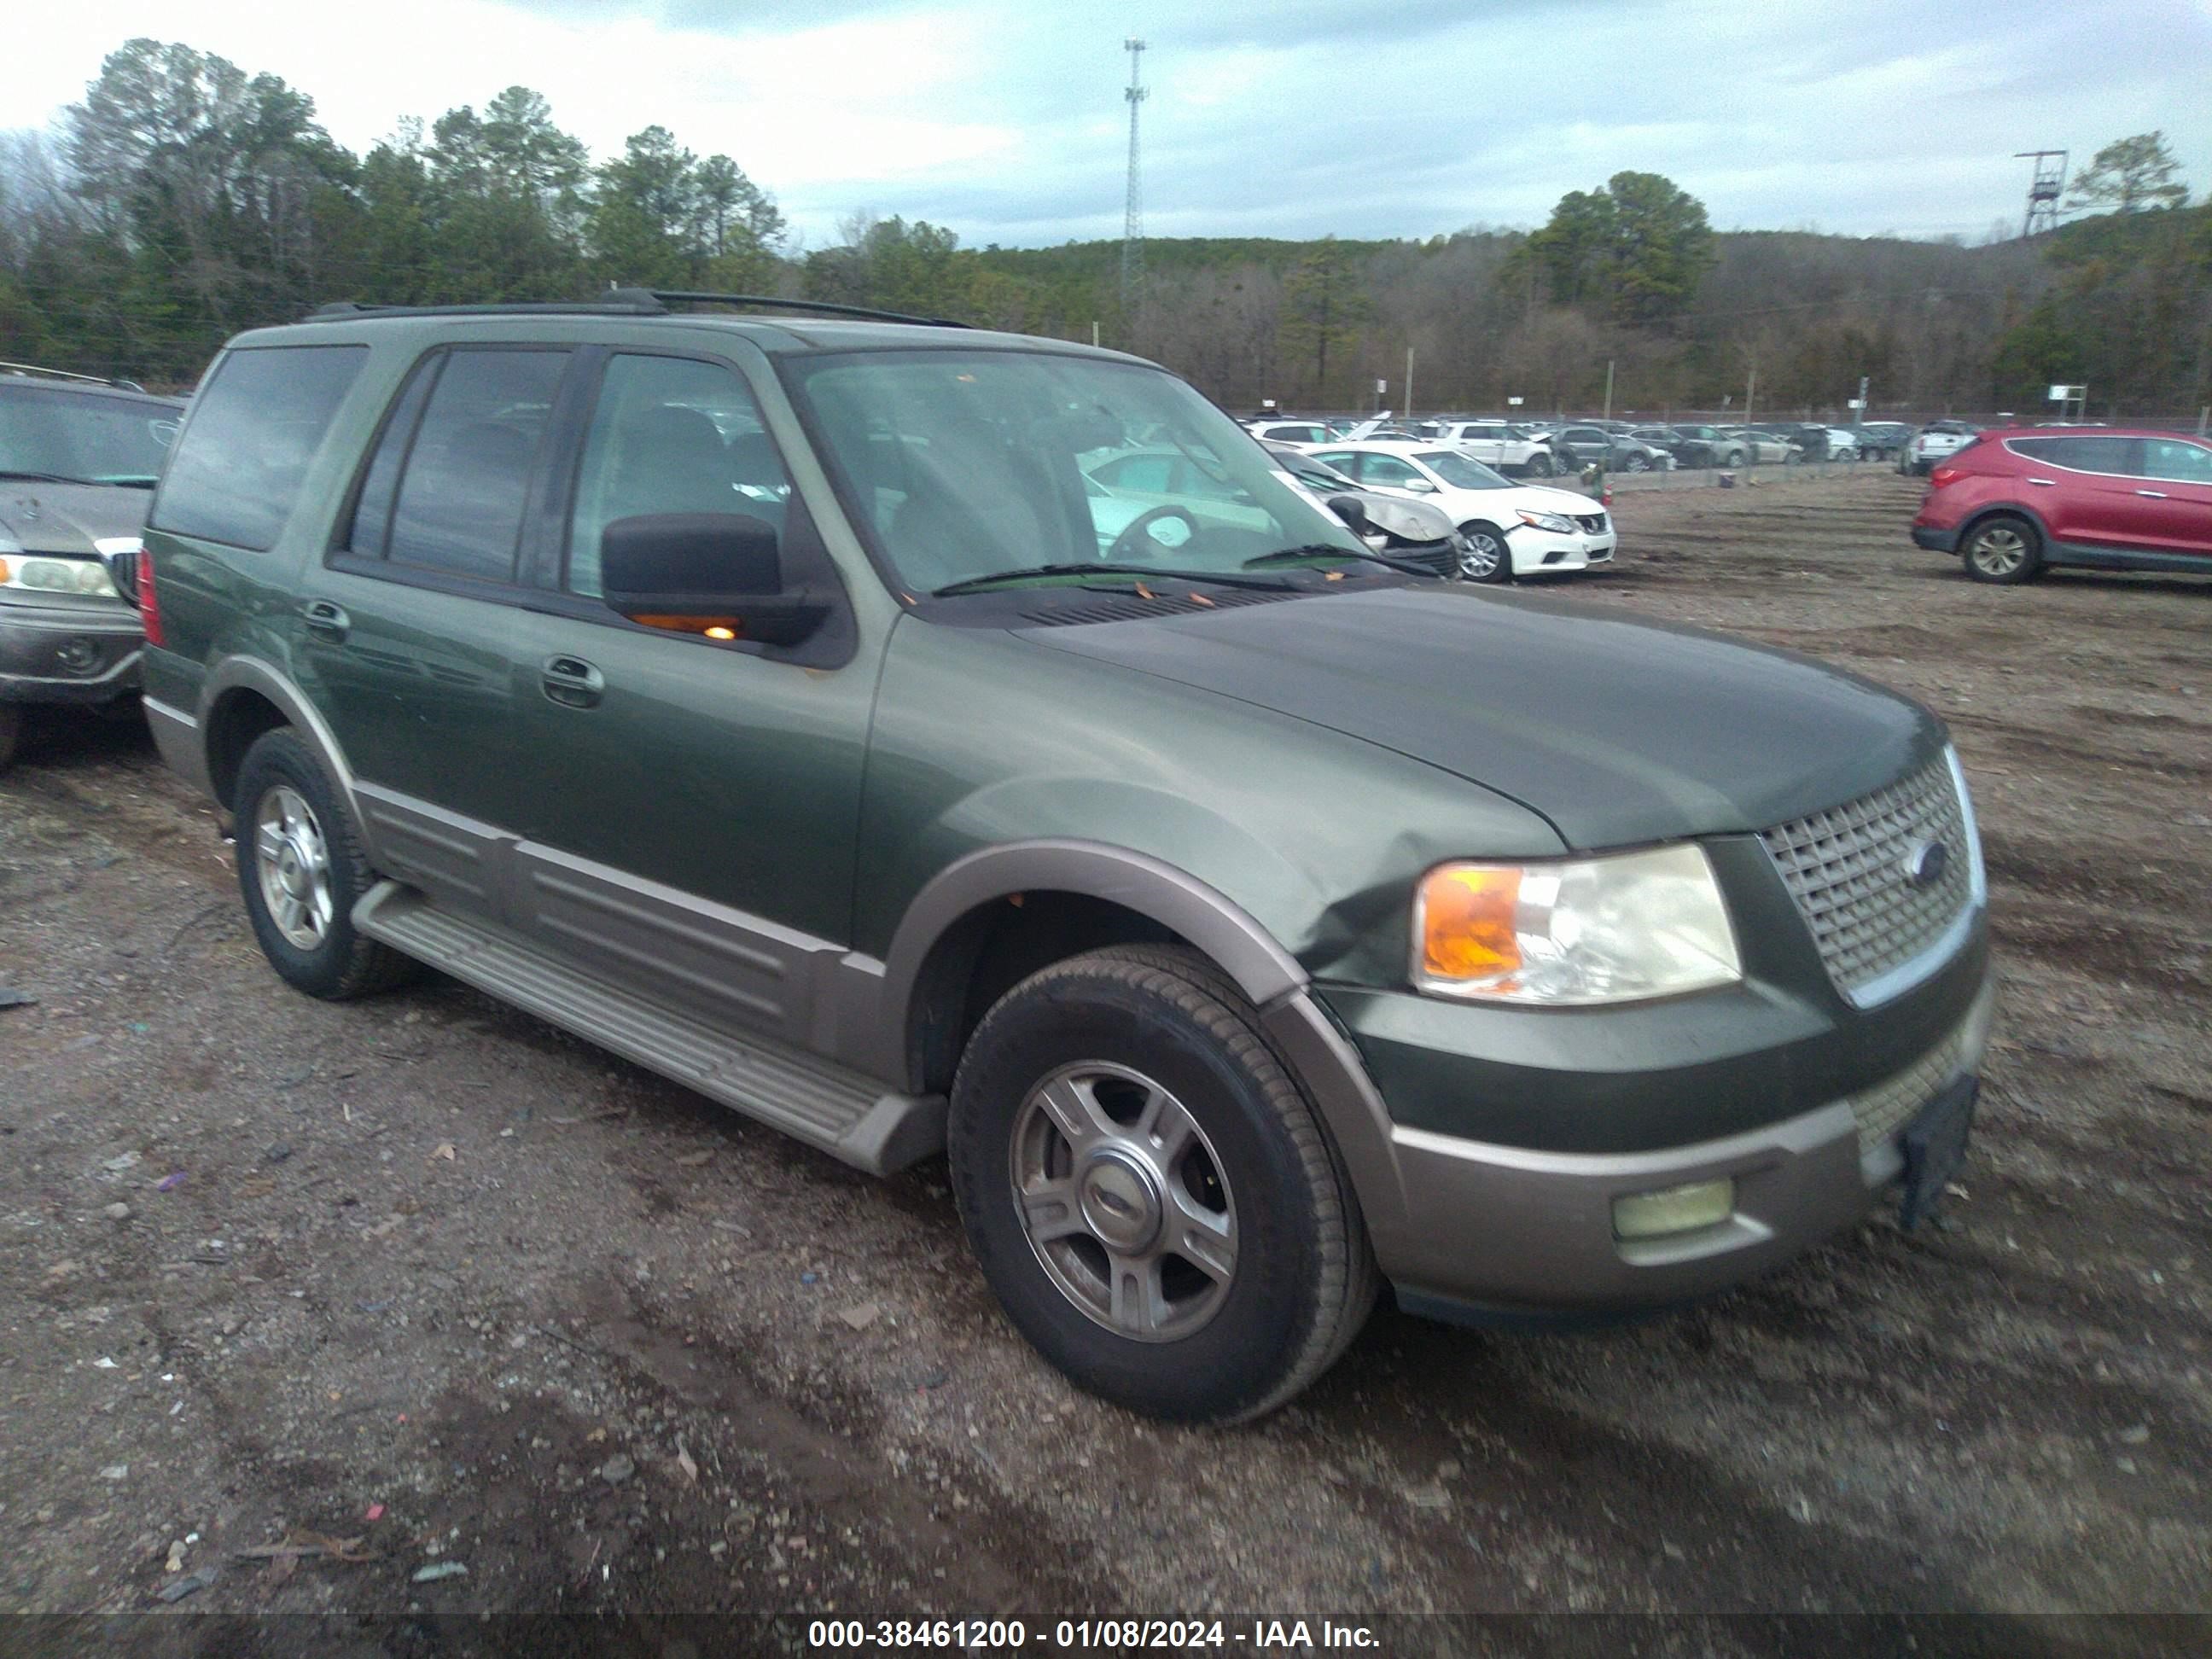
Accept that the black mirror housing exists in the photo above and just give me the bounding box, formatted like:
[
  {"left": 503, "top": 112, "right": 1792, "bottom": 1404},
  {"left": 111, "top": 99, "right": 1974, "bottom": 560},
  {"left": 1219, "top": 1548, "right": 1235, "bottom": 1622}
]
[
  {"left": 600, "top": 512, "right": 828, "bottom": 647},
  {"left": 1325, "top": 493, "right": 1370, "bottom": 535}
]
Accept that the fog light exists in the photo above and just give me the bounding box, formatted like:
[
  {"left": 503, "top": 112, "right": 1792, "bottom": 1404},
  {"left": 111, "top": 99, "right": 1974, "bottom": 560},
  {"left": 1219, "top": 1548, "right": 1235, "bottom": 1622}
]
[
  {"left": 1613, "top": 1179, "right": 1735, "bottom": 1241},
  {"left": 55, "top": 637, "right": 101, "bottom": 674}
]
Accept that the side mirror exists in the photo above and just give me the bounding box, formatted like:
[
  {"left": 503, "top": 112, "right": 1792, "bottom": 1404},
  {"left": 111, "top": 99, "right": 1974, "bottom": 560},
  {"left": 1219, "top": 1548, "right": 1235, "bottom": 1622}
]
[
  {"left": 600, "top": 513, "right": 828, "bottom": 647},
  {"left": 1325, "top": 494, "right": 1370, "bottom": 535}
]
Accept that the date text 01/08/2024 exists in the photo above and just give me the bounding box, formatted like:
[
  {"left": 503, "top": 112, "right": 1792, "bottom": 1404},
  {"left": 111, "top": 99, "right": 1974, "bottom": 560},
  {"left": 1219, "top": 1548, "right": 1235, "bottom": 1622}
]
[{"left": 804, "top": 1618, "right": 1382, "bottom": 1649}]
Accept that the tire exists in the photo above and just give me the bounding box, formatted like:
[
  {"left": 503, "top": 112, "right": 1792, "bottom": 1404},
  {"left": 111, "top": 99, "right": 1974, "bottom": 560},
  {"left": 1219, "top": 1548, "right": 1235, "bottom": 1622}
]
[
  {"left": 0, "top": 704, "right": 20, "bottom": 774},
  {"left": 947, "top": 944, "right": 1377, "bottom": 1423},
  {"left": 1961, "top": 514, "right": 2042, "bottom": 585},
  {"left": 1455, "top": 521, "right": 1513, "bottom": 585},
  {"left": 1725, "top": 448, "right": 1747, "bottom": 468},
  {"left": 234, "top": 728, "right": 418, "bottom": 999},
  {"left": 1623, "top": 453, "right": 1650, "bottom": 474},
  {"left": 1526, "top": 451, "right": 1555, "bottom": 478}
]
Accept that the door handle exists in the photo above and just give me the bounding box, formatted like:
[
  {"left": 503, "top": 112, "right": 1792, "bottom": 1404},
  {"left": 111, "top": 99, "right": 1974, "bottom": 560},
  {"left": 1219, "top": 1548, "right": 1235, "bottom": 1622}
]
[
  {"left": 299, "top": 600, "right": 350, "bottom": 642},
  {"left": 2026, "top": 477, "right": 2055, "bottom": 486},
  {"left": 2135, "top": 489, "right": 2169, "bottom": 498},
  {"left": 540, "top": 655, "right": 605, "bottom": 709}
]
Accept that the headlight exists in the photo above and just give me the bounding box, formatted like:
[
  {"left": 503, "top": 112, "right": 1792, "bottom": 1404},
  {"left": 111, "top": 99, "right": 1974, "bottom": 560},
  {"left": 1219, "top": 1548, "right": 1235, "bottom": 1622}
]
[
  {"left": 0, "top": 552, "right": 121, "bottom": 597},
  {"left": 1516, "top": 509, "right": 1574, "bottom": 533},
  {"left": 1414, "top": 843, "right": 1742, "bottom": 1005}
]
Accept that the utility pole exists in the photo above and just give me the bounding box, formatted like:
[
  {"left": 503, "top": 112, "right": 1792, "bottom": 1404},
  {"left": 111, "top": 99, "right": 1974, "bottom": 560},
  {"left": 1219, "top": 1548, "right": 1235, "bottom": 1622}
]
[
  {"left": 1854, "top": 375, "right": 1868, "bottom": 434},
  {"left": 1120, "top": 38, "right": 1148, "bottom": 315},
  {"left": 1405, "top": 347, "right": 1415, "bottom": 421},
  {"left": 1603, "top": 358, "right": 1615, "bottom": 422},
  {"left": 1744, "top": 365, "right": 1757, "bottom": 426}
]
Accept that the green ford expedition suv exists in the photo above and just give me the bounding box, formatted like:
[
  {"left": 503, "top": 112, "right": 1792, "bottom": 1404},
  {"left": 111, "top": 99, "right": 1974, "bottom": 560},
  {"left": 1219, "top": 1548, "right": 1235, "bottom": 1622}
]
[{"left": 137, "top": 293, "right": 1994, "bottom": 1422}]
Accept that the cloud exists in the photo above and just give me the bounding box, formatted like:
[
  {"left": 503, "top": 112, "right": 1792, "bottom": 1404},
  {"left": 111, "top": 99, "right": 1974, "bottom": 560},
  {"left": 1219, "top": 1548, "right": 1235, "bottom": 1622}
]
[{"left": 12, "top": 0, "right": 2209, "bottom": 249}]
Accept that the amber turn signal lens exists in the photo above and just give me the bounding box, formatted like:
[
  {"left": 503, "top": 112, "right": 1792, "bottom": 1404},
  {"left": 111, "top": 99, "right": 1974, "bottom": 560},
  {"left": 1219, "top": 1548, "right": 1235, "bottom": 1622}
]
[
  {"left": 703, "top": 626, "right": 736, "bottom": 640},
  {"left": 1418, "top": 865, "right": 1522, "bottom": 981}
]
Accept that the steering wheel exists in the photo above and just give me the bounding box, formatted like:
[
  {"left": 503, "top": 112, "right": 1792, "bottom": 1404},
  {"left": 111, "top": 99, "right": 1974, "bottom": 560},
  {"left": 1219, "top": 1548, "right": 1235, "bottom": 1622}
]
[{"left": 1104, "top": 505, "right": 1202, "bottom": 564}]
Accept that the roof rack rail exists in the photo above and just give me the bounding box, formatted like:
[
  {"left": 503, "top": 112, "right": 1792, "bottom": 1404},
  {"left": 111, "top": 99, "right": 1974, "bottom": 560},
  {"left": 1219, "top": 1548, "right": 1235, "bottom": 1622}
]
[
  {"left": 299, "top": 289, "right": 968, "bottom": 328},
  {"left": 306, "top": 294, "right": 670, "bottom": 321},
  {"left": 0, "top": 359, "right": 148, "bottom": 393},
  {"left": 647, "top": 290, "right": 969, "bottom": 329}
]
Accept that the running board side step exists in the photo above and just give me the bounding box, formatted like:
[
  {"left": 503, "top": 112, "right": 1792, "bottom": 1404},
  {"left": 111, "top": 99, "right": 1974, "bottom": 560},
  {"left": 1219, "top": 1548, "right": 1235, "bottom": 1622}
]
[{"left": 353, "top": 882, "right": 945, "bottom": 1175}]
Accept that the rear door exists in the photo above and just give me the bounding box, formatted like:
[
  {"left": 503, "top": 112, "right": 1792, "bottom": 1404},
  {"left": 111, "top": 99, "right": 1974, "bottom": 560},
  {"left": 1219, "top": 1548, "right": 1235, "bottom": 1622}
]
[
  {"left": 2032, "top": 434, "right": 2149, "bottom": 553},
  {"left": 300, "top": 345, "right": 573, "bottom": 881}
]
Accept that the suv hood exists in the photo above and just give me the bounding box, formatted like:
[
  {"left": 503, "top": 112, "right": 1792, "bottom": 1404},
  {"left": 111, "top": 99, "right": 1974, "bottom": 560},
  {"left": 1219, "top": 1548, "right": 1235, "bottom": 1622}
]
[
  {"left": 0, "top": 480, "right": 155, "bottom": 556},
  {"left": 1016, "top": 585, "right": 1941, "bottom": 850}
]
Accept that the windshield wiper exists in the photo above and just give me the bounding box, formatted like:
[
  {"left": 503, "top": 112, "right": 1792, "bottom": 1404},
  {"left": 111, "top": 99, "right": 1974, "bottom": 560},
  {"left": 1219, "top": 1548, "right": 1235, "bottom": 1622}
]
[
  {"left": 1243, "top": 544, "right": 1431, "bottom": 575},
  {"left": 930, "top": 562, "right": 1302, "bottom": 598},
  {"left": 0, "top": 469, "right": 95, "bottom": 485}
]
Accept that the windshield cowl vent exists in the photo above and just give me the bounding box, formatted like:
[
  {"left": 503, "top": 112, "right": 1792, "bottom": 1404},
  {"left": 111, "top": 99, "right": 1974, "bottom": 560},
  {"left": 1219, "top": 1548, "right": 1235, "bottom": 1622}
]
[{"left": 1017, "top": 588, "right": 1306, "bottom": 627}]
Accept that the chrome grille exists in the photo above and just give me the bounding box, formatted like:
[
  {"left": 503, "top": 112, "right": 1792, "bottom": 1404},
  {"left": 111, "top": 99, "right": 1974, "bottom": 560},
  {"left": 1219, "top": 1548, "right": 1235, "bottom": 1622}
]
[
  {"left": 1761, "top": 757, "right": 1973, "bottom": 1000},
  {"left": 1845, "top": 1019, "right": 1966, "bottom": 1154}
]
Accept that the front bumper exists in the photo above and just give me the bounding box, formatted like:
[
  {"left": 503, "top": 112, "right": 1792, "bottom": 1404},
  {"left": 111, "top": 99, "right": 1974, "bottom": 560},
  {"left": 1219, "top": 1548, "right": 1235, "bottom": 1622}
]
[
  {"left": 1511, "top": 526, "right": 1618, "bottom": 574},
  {"left": 1911, "top": 524, "right": 1959, "bottom": 553},
  {"left": 1311, "top": 939, "right": 1994, "bottom": 1320},
  {"left": 0, "top": 597, "right": 143, "bottom": 706}
]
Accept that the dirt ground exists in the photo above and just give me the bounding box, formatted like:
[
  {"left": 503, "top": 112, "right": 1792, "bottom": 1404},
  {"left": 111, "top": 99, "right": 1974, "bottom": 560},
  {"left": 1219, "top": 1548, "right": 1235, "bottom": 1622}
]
[{"left": 1, "top": 470, "right": 2206, "bottom": 1646}]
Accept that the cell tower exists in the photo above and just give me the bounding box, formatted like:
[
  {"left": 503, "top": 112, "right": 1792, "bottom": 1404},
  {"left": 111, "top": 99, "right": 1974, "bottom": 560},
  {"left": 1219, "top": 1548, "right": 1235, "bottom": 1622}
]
[
  {"left": 2017, "top": 149, "right": 2067, "bottom": 238},
  {"left": 1121, "top": 38, "right": 1148, "bottom": 308}
]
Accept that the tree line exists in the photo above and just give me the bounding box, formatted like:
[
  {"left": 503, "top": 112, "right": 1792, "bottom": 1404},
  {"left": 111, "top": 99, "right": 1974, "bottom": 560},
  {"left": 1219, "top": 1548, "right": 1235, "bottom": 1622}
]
[{"left": 2, "top": 38, "right": 2203, "bottom": 423}]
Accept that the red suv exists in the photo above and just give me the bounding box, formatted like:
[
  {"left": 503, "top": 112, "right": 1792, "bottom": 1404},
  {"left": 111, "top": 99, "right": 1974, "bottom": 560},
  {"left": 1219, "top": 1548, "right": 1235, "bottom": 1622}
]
[{"left": 1910, "top": 428, "right": 2212, "bottom": 584}]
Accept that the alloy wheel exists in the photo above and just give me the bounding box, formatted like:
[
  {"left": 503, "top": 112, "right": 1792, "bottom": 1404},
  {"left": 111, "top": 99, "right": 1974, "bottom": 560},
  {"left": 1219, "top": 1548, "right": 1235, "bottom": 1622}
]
[
  {"left": 1968, "top": 526, "right": 2029, "bottom": 578},
  {"left": 254, "top": 784, "right": 335, "bottom": 949},
  {"left": 1009, "top": 1061, "right": 1237, "bottom": 1342}
]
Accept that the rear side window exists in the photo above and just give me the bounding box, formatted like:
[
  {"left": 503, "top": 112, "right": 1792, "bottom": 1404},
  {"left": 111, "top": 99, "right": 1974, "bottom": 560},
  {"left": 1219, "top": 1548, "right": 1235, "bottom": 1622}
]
[
  {"left": 2050, "top": 435, "right": 2134, "bottom": 474},
  {"left": 382, "top": 349, "right": 568, "bottom": 582},
  {"left": 152, "top": 346, "right": 366, "bottom": 550}
]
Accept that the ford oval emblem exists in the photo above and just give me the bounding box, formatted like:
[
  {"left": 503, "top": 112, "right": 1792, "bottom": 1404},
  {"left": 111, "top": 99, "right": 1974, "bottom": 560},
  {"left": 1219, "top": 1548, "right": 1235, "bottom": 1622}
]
[{"left": 1904, "top": 840, "right": 1949, "bottom": 889}]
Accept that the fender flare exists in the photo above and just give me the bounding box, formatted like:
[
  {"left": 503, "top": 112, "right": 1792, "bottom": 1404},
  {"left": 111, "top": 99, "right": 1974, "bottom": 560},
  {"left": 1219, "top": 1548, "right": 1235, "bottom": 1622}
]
[
  {"left": 198, "top": 655, "right": 360, "bottom": 825},
  {"left": 1956, "top": 500, "right": 2054, "bottom": 549},
  {"left": 877, "top": 838, "right": 1307, "bottom": 1031},
  {"left": 867, "top": 840, "right": 1414, "bottom": 1239}
]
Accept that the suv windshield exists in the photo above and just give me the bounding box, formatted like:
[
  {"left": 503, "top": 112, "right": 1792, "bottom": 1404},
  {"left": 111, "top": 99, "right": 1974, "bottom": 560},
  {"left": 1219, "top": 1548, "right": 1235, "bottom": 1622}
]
[
  {"left": 783, "top": 350, "right": 1359, "bottom": 593},
  {"left": 1416, "top": 450, "right": 1511, "bottom": 491},
  {"left": 0, "top": 386, "right": 179, "bottom": 486}
]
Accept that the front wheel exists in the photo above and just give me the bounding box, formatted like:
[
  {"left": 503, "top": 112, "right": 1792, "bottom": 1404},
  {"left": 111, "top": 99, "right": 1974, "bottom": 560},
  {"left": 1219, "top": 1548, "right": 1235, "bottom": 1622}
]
[
  {"left": 235, "top": 729, "right": 419, "bottom": 999},
  {"left": 1525, "top": 451, "right": 1556, "bottom": 478},
  {"left": 1455, "top": 522, "right": 1513, "bottom": 584},
  {"left": 948, "top": 946, "right": 1376, "bottom": 1423},
  {"left": 1623, "top": 453, "right": 1650, "bottom": 474},
  {"left": 1962, "top": 514, "right": 2042, "bottom": 585}
]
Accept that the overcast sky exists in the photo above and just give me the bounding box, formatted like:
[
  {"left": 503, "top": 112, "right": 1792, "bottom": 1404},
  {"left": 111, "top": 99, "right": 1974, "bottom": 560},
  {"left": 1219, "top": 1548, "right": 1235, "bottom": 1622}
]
[{"left": 15, "top": 0, "right": 2212, "bottom": 247}]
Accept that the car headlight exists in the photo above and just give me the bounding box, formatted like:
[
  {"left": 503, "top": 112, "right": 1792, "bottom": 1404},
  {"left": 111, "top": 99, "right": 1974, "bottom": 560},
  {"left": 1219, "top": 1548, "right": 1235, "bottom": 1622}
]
[
  {"left": 0, "top": 551, "right": 121, "bottom": 597},
  {"left": 1515, "top": 509, "right": 1575, "bottom": 534},
  {"left": 1414, "top": 843, "right": 1742, "bottom": 1005}
]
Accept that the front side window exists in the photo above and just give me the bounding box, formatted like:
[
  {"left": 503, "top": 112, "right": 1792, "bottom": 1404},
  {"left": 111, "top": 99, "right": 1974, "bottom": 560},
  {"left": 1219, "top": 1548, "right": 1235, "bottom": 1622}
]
[
  {"left": 0, "top": 388, "right": 179, "bottom": 487},
  {"left": 2142, "top": 439, "right": 2212, "bottom": 484},
  {"left": 567, "top": 354, "right": 790, "bottom": 599},
  {"left": 1417, "top": 451, "right": 1510, "bottom": 491},
  {"left": 783, "top": 350, "right": 1355, "bottom": 594},
  {"left": 382, "top": 348, "right": 568, "bottom": 582},
  {"left": 153, "top": 346, "right": 366, "bottom": 550}
]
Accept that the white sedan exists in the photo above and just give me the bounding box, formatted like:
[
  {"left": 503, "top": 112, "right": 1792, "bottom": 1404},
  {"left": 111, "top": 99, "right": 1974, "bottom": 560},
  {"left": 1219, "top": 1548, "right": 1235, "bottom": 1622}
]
[{"left": 1306, "top": 440, "right": 1616, "bottom": 581}]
